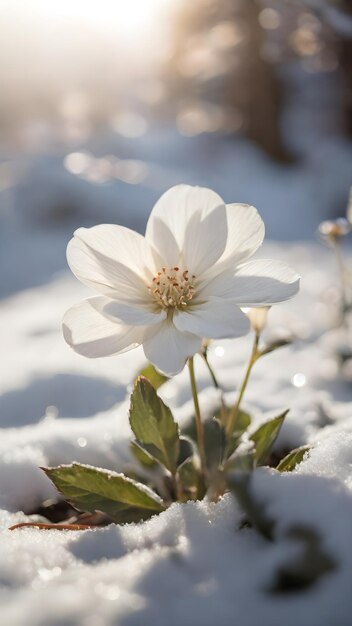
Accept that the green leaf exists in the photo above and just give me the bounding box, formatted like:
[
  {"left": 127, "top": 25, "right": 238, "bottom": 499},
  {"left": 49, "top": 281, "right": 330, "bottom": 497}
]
[
  {"left": 130, "top": 441, "right": 158, "bottom": 468},
  {"left": 129, "top": 377, "right": 180, "bottom": 473},
  {"left": 224, "top": 410, "right": 252, "bottom": 459},
  {"left": 42, "top": 463, "right": 165, "bottom": 522},
  {"left": 276, "top": 445, "right": 311, "bottom": 472},
  {"left": 233, "top": 410, "right": 251, "bottom": 433},
  {"left": 216, "top": 406, "right": 251, "bottom": 431},
  {"left": 137, "top": 363, "right": 168, "bottom": 390},
  {"left": 250, "top": 410, "right": 288, "bottom": 465}
]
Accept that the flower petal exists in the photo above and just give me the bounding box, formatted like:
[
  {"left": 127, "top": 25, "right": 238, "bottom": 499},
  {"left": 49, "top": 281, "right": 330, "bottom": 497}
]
[
  {"left": 91, "top": 298, "right": 166, "bottom": 326},
  {"left": 143, "top": 320, "right": 202, "bottom": 376},
  {"left": 182, "top": 203, "right": 228, "bottom": 275},
  {"left": 174, "top": 297, "right": 250, "bottom": 339},
  {"left": 196, "top": 269, "right": 242, "bottom": 300},
  {"left": 145, "top": 184, "right": 225, "bottom": 256},
  {"left": 198, "top": 260, "right": 300, "bottom": 305},
  {"left": 67, "top": 225, "right": 154, "bottom": 303},
  {"left": 229, "top": 259, "right": 300, "bottom": 306},
  {"left": 145, "top": 216, "right": 180, "bottom": 268},
  {"left": 223, "top": 204, "right": 264, "bottom": 265},
  {"left": 62, "top": 297, "right": 144, "bottom": 358}
]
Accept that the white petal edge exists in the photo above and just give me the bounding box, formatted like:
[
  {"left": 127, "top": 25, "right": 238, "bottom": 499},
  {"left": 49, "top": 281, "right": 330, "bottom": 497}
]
[
  {"left": 203, "top": 204, "right": 265, "bottom": 281},
  {"left": 143, "top": 320, "right": 202, "bottom": 376},
  {"left": 62, "top": 298, "right": 144, "bottom": 358},
  {"left": 174, "top": 297, "right": 250, "bottom": 339},
  {"left": 67, "top": 225, "right": 154, "bottom": 304},
  {"left": 221, "top": 203, "right": 265, "bottom": 265},
  {"left": 230, "top": 259, "right": 300, "bottom": 306},
  {"left": 198, "top": 260, "right": 299, "bottom": 305}
]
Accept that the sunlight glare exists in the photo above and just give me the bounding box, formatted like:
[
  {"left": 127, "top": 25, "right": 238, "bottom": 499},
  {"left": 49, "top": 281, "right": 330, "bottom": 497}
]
[{"left": 32, "top": 0, "right": 172, "bottom": 41}]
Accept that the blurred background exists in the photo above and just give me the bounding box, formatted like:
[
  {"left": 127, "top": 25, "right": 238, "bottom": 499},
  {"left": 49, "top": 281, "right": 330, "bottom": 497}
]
[{"left": 1, "top": 0, "right": 352, "bottom": 297}]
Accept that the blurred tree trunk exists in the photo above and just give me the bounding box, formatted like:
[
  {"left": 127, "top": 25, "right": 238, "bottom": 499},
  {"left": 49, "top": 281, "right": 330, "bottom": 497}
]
[
  {"left": 319, "top": 0, "right": 352, "bottom": 137},
  {"left": 225, "top": 0, "right": 291, "bottom": 161},
  {"left": 339, "top": 38, "right": 352, "bottom": 136},
  {"left": 335, "top": 0, "right": 352, "bottom": 138},
  {"left": 162, "top": 0, "right": 292, "bottom": 162}
]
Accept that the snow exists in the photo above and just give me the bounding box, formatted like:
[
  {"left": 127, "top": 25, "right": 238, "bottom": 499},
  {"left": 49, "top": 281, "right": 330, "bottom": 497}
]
[
  {"left": 1, "top": 73, "right": 352, "bottom": 619},
  {"left": 2, "top": 228, "right": 352, "bottom": 624},
  {"left": 2, "top": 476, "right": 352, "bottom": 626}
]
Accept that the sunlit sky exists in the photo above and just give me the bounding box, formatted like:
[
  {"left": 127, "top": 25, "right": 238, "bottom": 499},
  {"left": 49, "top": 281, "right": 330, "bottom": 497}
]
[
  {"left": 0, "top": 0, "right": 339, "bottom": 148},
  {"left": 27, "top": 0, "right": 174, "bottom": 41},
  {"left": 1, "top": 0, "right": 176, "bottom": 58},
  {"left": 0, "top": 0, "right": 176, "bottom": 124}
]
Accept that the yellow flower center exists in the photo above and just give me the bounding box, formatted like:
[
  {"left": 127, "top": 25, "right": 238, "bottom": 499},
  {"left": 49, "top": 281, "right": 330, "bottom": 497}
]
[{"left": 149, "top": 266, "right": 196, "bottom": 310}]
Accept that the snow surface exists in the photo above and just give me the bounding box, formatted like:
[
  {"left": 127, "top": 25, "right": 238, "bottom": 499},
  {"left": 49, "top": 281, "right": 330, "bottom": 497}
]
[
  {"left": 2, "top": 232, "right": 352, "bottom": 625},
  {"left": 1, "top": 79, "right": 352, "bottom": 620}
]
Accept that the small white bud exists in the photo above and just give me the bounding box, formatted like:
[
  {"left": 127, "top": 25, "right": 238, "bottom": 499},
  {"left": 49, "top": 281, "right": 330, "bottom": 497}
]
[
  {"left": 243, "top": 306, "right": 270, "bottom": 335},
  {"left": 319, "top": 218, "right": 350, "bottom": 242}
]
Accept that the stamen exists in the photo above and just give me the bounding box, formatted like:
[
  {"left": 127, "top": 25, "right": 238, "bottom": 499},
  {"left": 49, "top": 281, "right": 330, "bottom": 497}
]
[{"left": 148, "top": 266, "right": 196, "bottom": 310}]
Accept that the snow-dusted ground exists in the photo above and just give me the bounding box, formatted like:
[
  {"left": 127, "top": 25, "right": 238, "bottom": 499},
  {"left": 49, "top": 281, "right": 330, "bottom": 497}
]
[
  {"left": 2, "top": 228, "right": 352, "bottom": 624},
  {"left": 1, "top": 66, "right": 352, "bottom": 619}
]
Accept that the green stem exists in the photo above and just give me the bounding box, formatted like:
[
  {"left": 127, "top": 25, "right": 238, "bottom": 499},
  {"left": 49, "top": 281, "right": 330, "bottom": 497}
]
[
  {"left": 171, "top": 472, "right": 181, "bottom": 502},
  {"left": 188, "top": 356, "right": 206, "bottom": 476},
  {"left": 202, "top": 350, "right": 227, "bottom": 416},
  {"left": 226, "top": 332, "right": 260, "bottom": 440},
  {"left": 202, "top": 350, "right": 220, "bottom": 390}
]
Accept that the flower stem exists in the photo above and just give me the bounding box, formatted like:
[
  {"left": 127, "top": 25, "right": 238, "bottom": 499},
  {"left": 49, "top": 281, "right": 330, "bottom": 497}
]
[
  {"left": 171, "top": 472, "right": 182, "bottom": 502},
  {"left": 202, "top": 349, "right": 220, "bottom": 390},
  {"left": 188, "top": 356, "right": 206, "bottom": 476},
  {"left": 226, "top": 332, "right": 260, "bottom": 440},
  {"left": 334, "top": 239, "right": 349, "bottom": 324},
  {"left": 202, "top": 349, "right": 227, "bottom": 417}
]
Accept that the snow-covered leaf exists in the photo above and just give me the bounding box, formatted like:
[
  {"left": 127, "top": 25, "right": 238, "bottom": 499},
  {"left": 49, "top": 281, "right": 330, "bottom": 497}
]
[
  {"left": 276, "top": 445, "right": 311, "bottom": 472},
  {"left": 42, "top": 463, "right": 165, "bottom": 522}
]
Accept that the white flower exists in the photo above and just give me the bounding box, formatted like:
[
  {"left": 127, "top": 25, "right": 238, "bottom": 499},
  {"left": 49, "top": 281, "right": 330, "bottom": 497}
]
[
  {"left": 63, "top": 185, "right": 299, "bottom": 375},
  {"left": 319, "top": 218, "right": 350, "bottom": 241}
]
